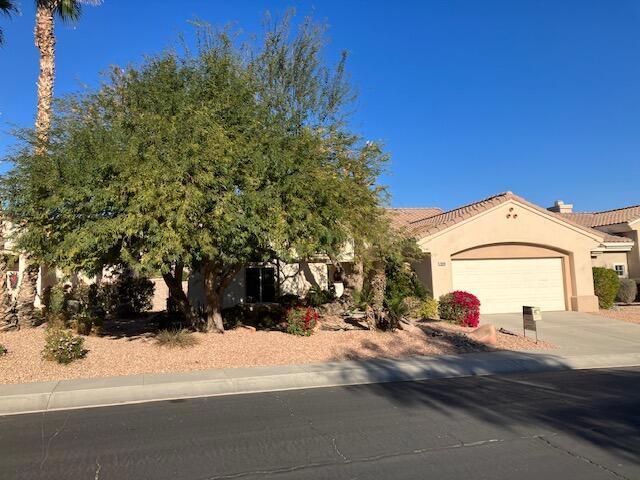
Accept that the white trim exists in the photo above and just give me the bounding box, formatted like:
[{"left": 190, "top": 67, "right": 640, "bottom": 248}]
[{"left": 591, "top": 241, "right": 634, "bottom": 253}]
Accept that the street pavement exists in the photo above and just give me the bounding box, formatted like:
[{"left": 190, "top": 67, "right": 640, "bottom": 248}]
[{"left": 1, "top": 366, "right": 639, "bottom": 479}]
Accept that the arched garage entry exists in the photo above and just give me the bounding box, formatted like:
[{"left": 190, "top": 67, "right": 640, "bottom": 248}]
[{"left": 450, "top": 243, "right": 571, "bottom": 314}]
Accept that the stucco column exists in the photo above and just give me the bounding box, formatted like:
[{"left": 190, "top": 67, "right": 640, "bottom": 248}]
[{"left": 570, "top": 251, "right": 599, "bottom": 312}]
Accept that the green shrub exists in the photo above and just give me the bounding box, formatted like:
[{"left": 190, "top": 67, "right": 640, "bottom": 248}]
[
  {"left": 71, "top": 312, "right": 101, "bottom": 336},
  {"left": 46, "top": 312, "right": 70, "bottom": 330},
  {"left": 43, "top": 283, "right": 69, "bottom": 315},
  {"left": 384, "top": 261, "right": 426, "bottom": 307},
  {"left": 617, "top": 278, "right": 638, "bottom": 304},
  {"left": 353, "top": 287, "right": 373, "bottom": 310},
  {"left": 222, "top": 304, "right": 284, "bottom": 330},
  {"left": 286, "top": 307, "right": 318, "bottom": 336},
  {"left": 277, "top": 293, "right": 301, "bottom": 309},
  {"left": 418, "top": 298, "right": 439, "bottom": 320},
  {"left": 305, "top": 285, "right": 333, "bottom": 307},
  {"left": 592, "top": 267, "right": 620, "bottom": 309},
  {"left": 155, "top": 329, "right": 199, "bottom": 348},
  {"left": 401, "top": 296, "right": 423, "bottom": 318},
  {"left": 99, "top": 276, "right": 155, "bottom": 318},
  {"left": 42, "top": 329, "right": 86, "bottom": 364},
  {"left": 381, "top": 295, "right": 407, "bottom": 331},
  {"left": 0, "top": 344, "right": 7, "bottom": 357}
]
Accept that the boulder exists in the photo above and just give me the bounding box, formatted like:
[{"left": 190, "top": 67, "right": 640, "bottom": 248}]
[{"left": 467, "top": 324, "right": 498, "bottom": 346}]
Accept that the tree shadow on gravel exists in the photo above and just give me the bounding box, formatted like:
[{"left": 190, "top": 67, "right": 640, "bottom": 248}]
[{"left": 98, "top": 313, "right": 162, "bottom": 340}]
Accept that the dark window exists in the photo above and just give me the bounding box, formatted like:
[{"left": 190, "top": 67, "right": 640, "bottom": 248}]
[{"left": 245, "top": 267, "right": 276, "bottom": 303}]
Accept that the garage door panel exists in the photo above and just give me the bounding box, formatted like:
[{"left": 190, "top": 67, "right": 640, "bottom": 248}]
[{"left": 451, "top": 258, "right": 566, "bottom": 314}]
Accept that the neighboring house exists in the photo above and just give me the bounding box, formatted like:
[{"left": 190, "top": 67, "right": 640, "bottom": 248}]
[
  {"left": 550, "top": 201, "right": 640, "bottom": 282},
  {"left": 389, "top": 192, "right": 634, "bottom": 315}
]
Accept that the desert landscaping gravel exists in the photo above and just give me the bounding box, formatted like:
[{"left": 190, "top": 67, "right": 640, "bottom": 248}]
[
  {"left": 598, "top": 306, "right": 640, "bottom": 324},
  {"left": 0, "top": 320, "right": 552, "bottom": 385}
]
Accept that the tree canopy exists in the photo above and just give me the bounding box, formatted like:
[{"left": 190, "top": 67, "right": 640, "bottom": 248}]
[{"left": 1, "top": 14, "right": 390, "bottom": 331}]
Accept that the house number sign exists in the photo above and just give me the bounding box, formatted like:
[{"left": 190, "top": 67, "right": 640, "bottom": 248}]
[{"left": 522, "top": 306, "right": 541, "bottom": 343}]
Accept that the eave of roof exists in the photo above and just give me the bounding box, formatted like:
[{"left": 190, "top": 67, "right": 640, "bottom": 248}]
[{"left": 404, "top": 191, "right": 632, "bottom": 243}]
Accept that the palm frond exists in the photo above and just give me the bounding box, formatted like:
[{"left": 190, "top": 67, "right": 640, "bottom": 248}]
[
  {"left": 35, "top": 0, "right": 102, "bottom": 22},
  {"left": 0, "top": 0, "right": 18, "bottom": 16}
]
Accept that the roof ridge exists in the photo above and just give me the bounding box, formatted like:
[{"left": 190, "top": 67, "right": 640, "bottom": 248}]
[
  {"left": 408, "top": 191, "right": 512, "bottom": 224},
  {"left": 386, "top": 207, "right": 442, "bottom": 210},
  {"left": 574, "top": 204, "right": 640, "bottom": 215}
]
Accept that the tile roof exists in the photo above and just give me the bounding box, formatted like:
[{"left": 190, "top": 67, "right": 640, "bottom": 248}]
[
  {"left": 403, "top": 191, "right": 632, "bottom": 243},
  {"left": 560, "top": 205, "right": 640, "bottom": 228},
  {"left": 386, "top": 207, "right": 443, "bottom": 229}
]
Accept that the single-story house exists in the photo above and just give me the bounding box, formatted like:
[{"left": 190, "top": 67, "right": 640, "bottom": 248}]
[
  {"left": 4, "top": 192, "right": 638, "bottom": 316},
  {"left": 389, "top": 192, "right": 635, "bottom": 314}
]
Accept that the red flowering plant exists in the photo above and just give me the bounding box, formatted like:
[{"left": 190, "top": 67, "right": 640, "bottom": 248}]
[
  {"left": 438, "top": 291, "right": 481, "bottom": 327},
  {"left": 285, "top": 306, "right": 319, "bottom": 336}
]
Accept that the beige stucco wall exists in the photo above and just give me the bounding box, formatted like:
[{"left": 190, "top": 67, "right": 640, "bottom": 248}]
[
  {"left": 626, "top": 228, "right": 640, "bottom": 280},
  {"left": 416, "top": 200, "right": 602, "bottom": 312},
  {"left": 591, "top": 252, "right": 629, "bottom": 277},
  {"left": 188, "top": 261, "right": 329, "bottom": 310},
  {"left": 597, "top": 224, "right": 640, "bottom": 281}
]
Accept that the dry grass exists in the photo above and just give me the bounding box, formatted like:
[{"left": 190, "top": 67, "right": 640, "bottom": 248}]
[
  {"left": 598, "top": 306, "right": 640, "bottom": 324},
  {"left": 0, "top": 319, "right": 552, "bottom": 385},
  {"left": 155, "top": 329, "right": 199, "bottom": 348}
]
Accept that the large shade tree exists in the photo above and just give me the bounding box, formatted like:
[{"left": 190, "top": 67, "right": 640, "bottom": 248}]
[{"left": 2, "top": 15, "right": 389, "bottom": 332}]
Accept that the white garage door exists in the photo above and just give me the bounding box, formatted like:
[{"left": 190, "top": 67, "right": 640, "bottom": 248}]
[{"left": 451, "top": 258, "right": 566, "bottom": 314}]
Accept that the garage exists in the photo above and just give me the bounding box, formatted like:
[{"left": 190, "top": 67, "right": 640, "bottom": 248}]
[{"left": 451, "top": 258, "right": 566, "bottom": 314}]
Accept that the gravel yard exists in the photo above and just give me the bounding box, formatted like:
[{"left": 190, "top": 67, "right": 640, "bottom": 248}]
[
  {"left": 0, "top": 319, "right": 553, "bottom": 385},
  {"left": 598, "top": 305, "right": 640, "bottom": 324}
]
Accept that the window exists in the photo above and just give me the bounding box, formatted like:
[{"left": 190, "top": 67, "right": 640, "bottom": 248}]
[
  {"left": 245, "top": 267, "right": 276, "bottom": 303},
  {"left": 614, "top": 264, "right": 626, "bottom": 277}
]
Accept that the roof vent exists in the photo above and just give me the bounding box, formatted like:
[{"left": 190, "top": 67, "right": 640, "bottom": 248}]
[{"left": 548, "top": 200, "right": 573, "bottom": 214}]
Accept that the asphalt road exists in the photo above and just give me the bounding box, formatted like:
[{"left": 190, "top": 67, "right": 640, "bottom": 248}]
[{"left": 1, "top": 367, "right": 639, "bottom": 480}]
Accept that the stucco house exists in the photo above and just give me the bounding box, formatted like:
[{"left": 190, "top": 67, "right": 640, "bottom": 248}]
[
  {"left": 551, "top": 201, "right": 640, "bottom": 282},
  {"left": 389, "top": 192, "right": 634, "bottom": 314},
  {"left": 4, "top": 192, "right": 637, "bottom": 316}
]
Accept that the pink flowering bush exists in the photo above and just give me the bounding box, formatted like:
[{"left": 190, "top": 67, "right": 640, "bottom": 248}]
[
  {"left": 438, "top": 291, "right": 481, "bottom": 327},
  {"left": 286, "top": 306, "right": 319, "bottom": 336}
]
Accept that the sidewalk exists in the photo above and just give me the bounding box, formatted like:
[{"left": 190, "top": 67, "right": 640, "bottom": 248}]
[
  {"left": 3, "top": 348, "right": 640, "bottom": 416},
  {"left": 3, "top": 311, "right": 640, "bottom": 416}
]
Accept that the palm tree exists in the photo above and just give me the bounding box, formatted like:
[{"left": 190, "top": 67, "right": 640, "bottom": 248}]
[
  {"left": 34, "top": 0, "right": 101, "bottom": 144},
  {"left": 0, "top": 0, "right": 18, "bottom": 46},
  {"left": 16, "top": 0, "right": 101, "bottom": 325}
]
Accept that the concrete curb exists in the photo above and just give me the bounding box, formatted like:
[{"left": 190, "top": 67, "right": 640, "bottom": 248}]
[{"left": 2, "top": 350, "right": 640, "bottom": 416}]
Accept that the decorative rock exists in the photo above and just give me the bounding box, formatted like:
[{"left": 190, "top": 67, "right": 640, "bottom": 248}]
[{"left": 467, "top": 324, "right": 498, "bottom": 346}]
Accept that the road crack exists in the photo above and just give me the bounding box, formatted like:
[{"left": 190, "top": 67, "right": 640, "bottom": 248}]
[
  {"left": 536, "top": 435, "right": 630, "bottom": 480},
  {"left": 202, "top": 436, "right": 509, "bottom": 479}
]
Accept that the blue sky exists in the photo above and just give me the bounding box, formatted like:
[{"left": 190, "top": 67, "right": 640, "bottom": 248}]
[{"left": 1, "top": 0, "right": 639, "bottom": 211}]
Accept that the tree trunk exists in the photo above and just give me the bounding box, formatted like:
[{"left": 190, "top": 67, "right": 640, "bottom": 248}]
[
  {"left": 162, "top": 263, "right": 195, "bottom": 326},
  {"left": 34, "top": 1, "right": 55, "bottom": 147},
  {"left": 203, "top": 261, "right": 225, "bottom": 333},
  {"left": 16, "top": 261, "right": 39, "bottom": 327},
  {"left": 202, "top": 261, "right": 241, "bottom": 333},
  {"left": 0, "top": 255, "right": 14, "bottom": 328},
  {"left": 369, "top": 268, "right": 386, "bottom": 312},
  {"left": 344, "top": 259, "right": 364, "bottom": 293}
]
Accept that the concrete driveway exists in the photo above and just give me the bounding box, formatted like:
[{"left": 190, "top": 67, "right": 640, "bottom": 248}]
[{"left": 482, "top": 311, "right": 640, "bottom": 355}]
